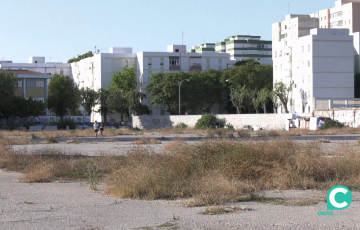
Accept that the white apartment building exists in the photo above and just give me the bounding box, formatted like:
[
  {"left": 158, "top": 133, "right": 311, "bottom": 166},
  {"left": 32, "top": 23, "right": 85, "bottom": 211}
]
[
  {"left": 71, "top": 45, "right": 230, "bottom": 121},
  {"left": 272, "top": 1, "right": 360, "bottom": 114},
  {"left": 311, "top": 0, "right": 360, "bottom": 33},
  {"left": 0, "top": 57, "right": 72, "bottom": 76},
  {"left": 188, "top": 35, "right": 272, "bottom": 65},
  {"left": 273, "top": 19, "right": 358, "bottom": 114}
]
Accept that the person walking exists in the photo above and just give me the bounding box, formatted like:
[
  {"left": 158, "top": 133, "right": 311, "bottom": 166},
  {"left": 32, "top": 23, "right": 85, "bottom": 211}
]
[
  {"left": 93, "top": 121, "right": 99, "bottom": 138},
  {"left": 99, "top": 122, "right": 104, "bottom": 137}
]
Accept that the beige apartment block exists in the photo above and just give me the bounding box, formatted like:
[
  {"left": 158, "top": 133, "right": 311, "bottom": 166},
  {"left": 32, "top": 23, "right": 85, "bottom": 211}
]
[{"left": 313, "top": 0, "right": 360, "bottom": 33}]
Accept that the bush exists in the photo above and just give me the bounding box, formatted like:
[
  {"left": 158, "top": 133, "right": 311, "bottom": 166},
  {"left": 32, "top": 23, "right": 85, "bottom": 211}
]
[
  {"left": 45, "top": 137, "right": 58, "bottom": 143},
  {"left": 224, "top": 123, "right": 235, "bottom": 131},
  {"left": 57, "top": 119, "right": 76, "bottom": 130},
  {"left": 195, "top": 114, "right": 217, "bottom": 129},
  {"left": 176, "top": 122, "right": 188, "bottom": 129},
  {"left": 319, "top": 119, "right": 345, "bottom": 130}
]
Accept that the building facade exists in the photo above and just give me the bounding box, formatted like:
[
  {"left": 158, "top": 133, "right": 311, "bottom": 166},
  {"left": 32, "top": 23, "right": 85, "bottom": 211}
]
[
  {"left": 0, "top": 57, "right": 71, "bottom": 76},
  {"left": 311, "top": 0, "right": 360, "bottom": 33},
  {"left": 0, "top": 69, "right": 51, "bottom": 116},
  {"left": 188, "top": 35, "right": 272, "bottom": 65},
  {"left": 272, "top": 1, "right": 360, "bottom": 114}
]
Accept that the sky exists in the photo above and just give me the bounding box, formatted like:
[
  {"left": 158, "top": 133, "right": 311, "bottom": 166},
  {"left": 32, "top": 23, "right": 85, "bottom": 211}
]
[{"left": 0, "top": 0, "right": 336, "bottom": 63}]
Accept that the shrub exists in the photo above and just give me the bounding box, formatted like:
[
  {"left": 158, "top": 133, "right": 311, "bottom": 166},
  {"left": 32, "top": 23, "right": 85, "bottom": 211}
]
[
  {"left": 224, "top": 123, "right": 235, "bottom": 131},
  {"left": 237, "top": 130, "right": 251, "bottom": 138},
  {"left": 176, "top": 122, "right": 188, "bottom": 129},
  {"left": 57, "top": 119, "right": 76, "bottom": 130},
  {"left": 319, "top": 119, "right": 345, "bottom": 130},
  {"left": 45, "top": 137, "right": 58, "bottom": 143},
  {"left": 195, "top": 114, "right": 217, "bottom": 129}
]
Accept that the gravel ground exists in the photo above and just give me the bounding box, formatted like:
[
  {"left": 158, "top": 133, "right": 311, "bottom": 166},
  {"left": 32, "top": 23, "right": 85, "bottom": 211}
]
[{"left": 1, "top": 170, "right": 360, "bottom": 230}]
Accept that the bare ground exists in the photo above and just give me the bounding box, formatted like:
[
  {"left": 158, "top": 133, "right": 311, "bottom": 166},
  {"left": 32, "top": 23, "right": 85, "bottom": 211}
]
[{"left": 1, "top": 169, "right": 360, "bottom": 230}]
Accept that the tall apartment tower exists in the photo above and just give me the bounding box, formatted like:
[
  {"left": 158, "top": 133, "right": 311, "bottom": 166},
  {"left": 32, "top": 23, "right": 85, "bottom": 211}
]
[{"left": 312, "top": 0, "right": 360, "bottom": 33}]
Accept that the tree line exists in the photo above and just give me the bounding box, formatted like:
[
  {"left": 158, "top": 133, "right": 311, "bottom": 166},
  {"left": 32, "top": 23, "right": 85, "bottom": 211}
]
[
  {"left": 0, "top": 72, "right": 46, "bottom": 120},
  {"left": 1, "top": 59, "right": 293, "bottom": 125},
  {"left": 146, "top": 59, "right": 290, "bottom": 115}
]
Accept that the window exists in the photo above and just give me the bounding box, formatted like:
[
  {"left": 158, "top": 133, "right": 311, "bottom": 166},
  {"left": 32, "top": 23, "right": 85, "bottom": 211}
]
[
  {"left": 160, "top": 110, "right": 165, "bottom": 115},
  {"left": 27, "top": 80, "right": 35, "bottom": 87},
  {"left": 18, "top": 80, "right": 22, "bottom": 87},
  {"left": 308, "top": 45, "right": 310, "bottom": 52},
  {"left": 275, "top": 51, "right": 277, "bottom": 57},
  {"left": 169, "top": 58, "right": 180, "bottom": 66},
  {"left": 35, "top": 61, "right": 38, "bottom": 63},
  {"left": 175, "top": 49, "right": 179, "bottom": 52},
  {"left": 280, "top": 50, "right": 282, "bottom": 56},
  {"left": 308, "top": 75, "right": 310, "bottom": 83},
  {"left": 60, "top": 70, "right": 64, "bottom": 75},
  {"left": 308, "top": 60, "right": 310, "bottom": 67},
  {"left": 36, "top": 80, "right": 44, "bottom": 87}
]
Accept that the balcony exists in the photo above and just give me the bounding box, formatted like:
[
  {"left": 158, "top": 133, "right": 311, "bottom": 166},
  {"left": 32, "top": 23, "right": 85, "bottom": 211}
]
[
  {"left": 190, "top": 65, "right": 202, "bottom": 71},
  {"left": 169, "top": 65, "right": 180, "bottom": 71}
]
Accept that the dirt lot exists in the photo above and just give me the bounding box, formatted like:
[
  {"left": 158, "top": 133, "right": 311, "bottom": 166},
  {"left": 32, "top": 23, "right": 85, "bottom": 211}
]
[
  {"left": 1, "top": 169, "right": 359, "bottom": 230},
  {"left": 2, "top": 135, "right": 360, "bottom": 229}
]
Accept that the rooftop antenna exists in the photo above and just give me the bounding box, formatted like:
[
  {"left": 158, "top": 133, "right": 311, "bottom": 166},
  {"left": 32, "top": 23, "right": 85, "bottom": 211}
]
[
  {"left": 94, "top": 46, "right": 97, "bottom": 54},
  {"left": 182, "top": 30, "right": 185, "bottom": 52}
]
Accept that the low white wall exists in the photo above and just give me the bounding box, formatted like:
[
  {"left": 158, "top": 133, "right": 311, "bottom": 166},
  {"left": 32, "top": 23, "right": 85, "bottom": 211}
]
[
  {"left": 132, "top": 114, "right": 294, "bottom": 130},
  {"left": 314, "top": 109, "right": 360, "bottom": 128}
]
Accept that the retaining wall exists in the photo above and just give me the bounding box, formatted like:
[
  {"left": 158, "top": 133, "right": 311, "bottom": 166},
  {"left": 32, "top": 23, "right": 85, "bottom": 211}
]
[{"left": 132, "top": 114, "right": 294, "bottom": 130}]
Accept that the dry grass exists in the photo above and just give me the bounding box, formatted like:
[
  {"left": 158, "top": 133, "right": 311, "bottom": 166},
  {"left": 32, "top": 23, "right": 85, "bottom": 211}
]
[
  {"left": 0, "top": 128, "right": 139, "bottom": 139},
  {"left": 132, "top": 137, "right": 161, "bottom": 145},
  {"left": 145, "top": 127, "right": 205, "bottom": 135},
  {"left": 2, "top": 137, "right": 360, "bottom": 206},
  {"left": 163, "top": 138, "right": 187, "bottom": 151},
  {"left": 106, "top": 139, "right": 360, "bottom": 205},
  {"left": 317, "top": 138, "right": 330, "bottom": 143}
]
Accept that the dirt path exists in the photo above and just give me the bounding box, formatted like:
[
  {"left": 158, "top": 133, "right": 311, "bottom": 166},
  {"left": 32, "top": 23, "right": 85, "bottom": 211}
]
[{"left": 1, "top": 170, "right": 360, "bottom": 230}]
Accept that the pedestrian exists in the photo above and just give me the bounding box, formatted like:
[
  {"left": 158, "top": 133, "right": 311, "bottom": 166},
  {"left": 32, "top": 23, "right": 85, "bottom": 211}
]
[
  {"left": 99, "top": 122, "right": 104, "bottom": 137},
  {"left": 93, "top": 121, "right": 99, "bottom": 138}
]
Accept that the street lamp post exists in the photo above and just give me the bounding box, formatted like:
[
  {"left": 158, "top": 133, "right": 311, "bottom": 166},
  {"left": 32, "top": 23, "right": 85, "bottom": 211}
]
[
  {"left": 179, "top": 79, "right": 190, "bottom": 115},
  {"left": 82, "top": 81, "right": 85, "bottom": 125}
]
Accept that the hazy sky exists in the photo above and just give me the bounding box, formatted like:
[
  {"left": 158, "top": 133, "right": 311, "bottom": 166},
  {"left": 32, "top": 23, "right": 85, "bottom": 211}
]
[{"left": 0, "top": 0, "right": 335, "bottom": 63}]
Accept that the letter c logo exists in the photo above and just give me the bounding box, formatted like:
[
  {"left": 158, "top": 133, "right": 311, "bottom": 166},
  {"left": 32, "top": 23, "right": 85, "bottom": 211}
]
[
  {"left": 329, "top": 188, "right": 348, "bottom": 208},
  {"left": 327, "top": 185, "right": 352, "bottom": 210}
]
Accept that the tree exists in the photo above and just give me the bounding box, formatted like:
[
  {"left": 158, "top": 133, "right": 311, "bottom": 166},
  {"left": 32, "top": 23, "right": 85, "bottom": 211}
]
[
  {"left": 270, "top": 91, "right": 280, "bottom": 113},
  {"left": 253, "top": 88, "right": 271, "bottom": 113},
  {"left": 12, "top": 97, "right": 46, "bottom": 118},
  {"left": 68, "top": 51, "right": 93, "bottom": 63},
  {"left": 111, "top": 66, "right": 143, "bottom": 121},
  {"left": 146, "top": 72, "right": 191, "bottom": 115},
  {"left": 0, "top": 71, "right": 18, "bottom": 119},
  {"left": 82, "top": 87, "right": 98, "bottom": 115},
  {"left": 47, "top": 74, "right": 81, "bottom": 122},
  {"left": 96, "top": 88, "right": 109, "bottom": 122},
  {"left": 189, "top": 70, "right": 225, "bottom": 113},
  {"left": 234, "top": 58, "right": 260, "bottom": 67},
  {"left": 221, "top": 61, "right": 273, "bottom": 113},
  {"left": 273, "top": 82, "right": 291, "bottom": 113},
  {"left": 106, "top": 87, "right": 124, "bottom": 121},
  {"left": 230, "top": 85, "right": 248, "bottom": 114}
]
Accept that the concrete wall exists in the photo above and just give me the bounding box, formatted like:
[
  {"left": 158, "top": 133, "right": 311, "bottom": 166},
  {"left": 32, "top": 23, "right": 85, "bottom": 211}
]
[
  {"left": 132, "top": 114, "right": 293, "bottom": 130},
  {"left": 314, "top": 108, "right": 360, "bottom": 127}
]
